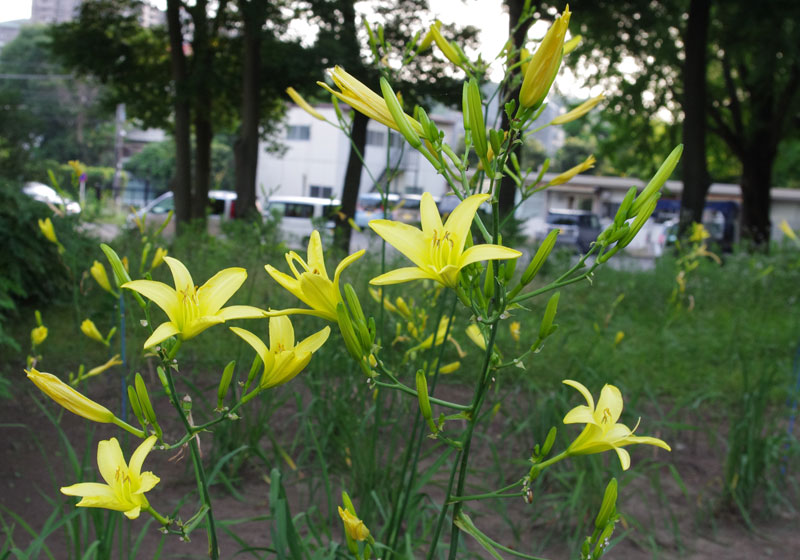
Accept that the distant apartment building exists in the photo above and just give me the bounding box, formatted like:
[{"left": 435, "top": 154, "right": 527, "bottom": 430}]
[
  {"left": 30, "top": 0, "right": 164, "bottom": 26},
  {"left": 0, "top": 20, "right": 25, "bottom": 50},
  {"left": 256, "top": 104, "right": 459, "bottom": 204}
]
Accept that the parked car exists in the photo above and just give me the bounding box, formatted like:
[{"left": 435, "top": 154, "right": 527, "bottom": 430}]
[
  {"left": 263, "top": 195, "right": 340, "bottom": 247},
  {"left": 23, "top": 182, "right": 81, "bottom": 215},
  {"left": 392, "top": 194, "right": 424, "bottom": 224},
  {"left": 127, "top": 190, "right": 237, "bottom": 233},
  {"left": 354, "top": 192, "right": 399, "bottom": 228},
  {"left": 541, "top": 209, "right": 602, "bottom": 253}
]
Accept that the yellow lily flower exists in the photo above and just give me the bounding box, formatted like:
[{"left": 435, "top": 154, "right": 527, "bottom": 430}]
[
  {"left": 689, "top": 223, "right": 710, "bottom": 243},
  {"left": 779, "top": 219, "right": 797, "bottom": 241},
  {"left": 551, "top": 94, "right": 604, "bottom": 125},
  {"left": 265, "top": 230, "right": 365, "bottom": 322},
  {"left": 562, "top": 379, "right": 670, "bottom": 470},
  {"left": 338, "top": 506, "right": 370, "bottom": 541},
  {"left": 286, "top": 87, "right": 327, "bottom": 121},
  {"left": 61, "top": 436, "right": 160, "bottom": 520},
  {"left": 85, "top": 354, "right": 124, "bottom": 379},
  {"left": 122, "top": 257, "right": 264, "bottom": 349},
  {"left": 90, "top": 260, "right": 115, "bottom": 294},
  {"left": 31, "top": 325, "right": 48, "bottom": 347},
  {"left": 548, "top": 155, "right": 596, "bottom": 186},
  {"left": 519, "top": 5, "right": 571, "bottom": 109},
  {"left": 369, "top": 192, "right": 521, "bottom": 288},
  {"left": 509, "top": 321, "right": 521, "bottom": 342},
  {"left": 466, "top": 324, "right": 487, "bottom": 350},
  {"left": 81, "top": 319, "right": 106, "bottom": 344},
  {"left": 150, "top": 247, "right": 167, "bottom": 270},
  {"left": 26, "top": 368, "right": 116, "bottom": 424},
  {"left": 318, "top": 66, "right": 425, "bottom": 137},
  {"left": 38, "top": 217, "right": 58, "bottom": 244},
  {"left": 230, "top": 317, "right": 330, "bottom": 389}
]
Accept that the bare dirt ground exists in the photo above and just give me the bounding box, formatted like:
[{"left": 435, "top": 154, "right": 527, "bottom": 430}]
[{"left": 3, "top": 375, "right": 798, "bottom": 560}]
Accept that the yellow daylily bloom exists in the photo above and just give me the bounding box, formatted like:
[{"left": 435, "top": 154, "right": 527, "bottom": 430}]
[
  {"left": 548, "top": 155, "right": 596, "bottom": 186},
  {"left": 369, "top": 192, "right": 521, "bottom": 288},
  {"left": 61, "top": 436, "right": 160, "bottom": 520},
  {"left": 31, "top": 325, "right": 48, "bottom": 347},
  {"left": 85, "top": 354, "right": 123, "bottom": 379},
  {"left": 38, "top": 217, "right": 58, "bottom": 244},
  {"left": 519, "top": 5, "right": 571, "bottom": 109},
  {"left": 230, "top": 317, "right": 330, "bottom": 389},
  {"left": 614, "top": 331, "right": 625, "bottom": 346},
  {"left": 779, "top": 219, "right": 797, "bottom": 241},
  {"left": 466, "top": 324, "right": 487, "bottom": 350},
  {"left": 338, "top": 506, "right": 370, "bottom": 541},
  {"left": 562, "top": 379, "right": 670, "bottom": 470},
  {"left": 689, "top": 223, "right": 710, "bottom": 243},
  {"left": 122, "top": 256, "right": 264, "bottom": 349},
  {"left": 90, "top": 261, "right": 115, "bottom": 294},
  {"left": 265, "top": 230, "right": 365, "bottom": 322},
  {"left": 317, "top": 66, "right": 425, "bottom": 137},
  {"left": 509, "top": 321, "right": 521, "bottom": 342},
  {"left": 26, "top": 368, "right": 116, "bottom": 424},
  {"left": 286, "top": 87, "right": 327, "bottom": 121},
  {"left": 551, "top": 94, "right": 604, "bottom": 125},
  {"left": 150, "top": 247, "right": 167, "bottom": 270},
  {"left": 81, "top": 319, "right": 106, "bottom": 344},
  {"left": 439, "top": 361, "right": 461, "bottom": 374}
]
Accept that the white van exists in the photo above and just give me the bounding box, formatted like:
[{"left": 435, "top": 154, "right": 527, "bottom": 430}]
[{"left": 263, "top": 195, "right": 340, "bottom": 247}]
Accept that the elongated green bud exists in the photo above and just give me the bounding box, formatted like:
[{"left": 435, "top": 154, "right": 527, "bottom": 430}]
[
  {"left": 243, "top": 355, "right": 261, "bottom": 393},
  {"left": 344, "top": 284, "right": 367, "bottom": 326},
  {"left": 483, "top": 260, "right": 495, "bottom": 298},
  {"left": 156, "top": 366, "right": 171, "bottom": 396},
  {"left": 100, "top": 243, "right": 131, "bottom": 287},
  {"left": 595, "top": 477, "right": 618, "bottom": 529},
  {"left": 462, "top": 83, "right": 470, "bottom": 131},
  {"left": 597, "top": 245, "right": 621, "bottom": 264},
  {"left": 416, "top": 369, "right": 437, "bottom": 432},
  {"left": 541, "top": 426, "right": 557, "bottom": 458},
  {"left": 416, "top": 105, "right": 435, "bottom": 140},
  {"left": 630, "top": 144, "right": 683, "bottom": 216},
  {"left": 127, "top": 385, "right": 145, "bottom": 427},
  {"left": 217, "top": 360, "right": 235, "bottom": 410},
  {"left": 140, "top": 242, "right": 151, "bottom": 275},
  {"left": 522, "top": 230, "right": 558, "bottom": 285},
  {"left": 503, "top": 256, "right": 517, "bottom": 282},
  {"left": 489, "top": 128, "right": 503, "bottom": 158},
  {"left": 614, "top": 186, "right": 638, "bottom": 227},
  {"left": 337, "top": 302, "right": 364, "bottom": 361},
  {"left": 154, "top": 210, "right": 173, "bottom": 237},
  {"left": 466, "top": 79, "right": 488, "bottom": 160},
  {"left": 135, "top": 373, "right": 161, "bottom": 439},
  {"left": 605, "top": 223, "right": 631, "bottom": 245},
  {"left": 618, "top": 193, "right": 660, "bottom": 248},
  {"left": 380, "top": 78, "right": 422, "bottom": 149},
  {"left": 538, "top": 292, "right": 560, "bottom": 340}
]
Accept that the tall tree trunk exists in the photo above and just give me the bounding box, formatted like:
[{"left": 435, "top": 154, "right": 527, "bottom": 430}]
[
  {"left": 166, "top": 0, "right": 192, "bottom": 228},
  {"left": 679, "top": 0, "right": 711, "bottom": 233},
  {"left": 498, "top": 0, "right": 530, "bottom": 220},
  {"left": 233, "top": 0, "right": 262, "bottom": 219},
  {"left": 739, "top": 129, "right": 775, "bottom": 247},
  {"left": 335, "top": 110, "right": 368, "bottom": 253},
  {"left": 190, "top": 0, "right": 212, "bottom": 223}
]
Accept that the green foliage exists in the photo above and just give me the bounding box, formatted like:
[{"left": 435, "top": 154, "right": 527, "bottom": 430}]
[{"left": 124, "top": 139, "right": 234, "bottom": 193}]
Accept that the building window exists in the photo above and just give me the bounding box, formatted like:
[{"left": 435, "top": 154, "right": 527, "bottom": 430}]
[
  {"left": 404, "top": 185, "right": 423, "bottom": 195},
  {"left": 389, "top": 131, "right": 404, "bottom": 147},
  {"left": 366, "top": 130, "right": 385, "bottom": 146},
  {"left": 309, "top": 185, "right": 333, "bottom": 199},
  {"left": 287, "top": 125, "right": 310, "bottom": 140}
]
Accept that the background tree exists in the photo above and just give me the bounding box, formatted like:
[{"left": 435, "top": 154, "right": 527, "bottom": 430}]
[
  {"left": 306, "top": 0, "right": 476, "bottom": 252},
  {"left": 0, "top": 26, "right": 115, "bottom": 179}
]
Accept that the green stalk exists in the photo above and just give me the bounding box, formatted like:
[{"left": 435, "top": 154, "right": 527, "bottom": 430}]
[{"left": 162, "top": 366, "right": 219, "bottom": 559}]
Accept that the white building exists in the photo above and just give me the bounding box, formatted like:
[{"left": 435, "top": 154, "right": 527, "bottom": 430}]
[{"left": 256, "top": 104, "right": 458, "bottom": 203}]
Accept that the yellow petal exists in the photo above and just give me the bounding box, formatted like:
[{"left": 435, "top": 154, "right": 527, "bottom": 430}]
[
  {"left": 181, "top": 315, "right": 225, "bottom": 340},
  {"left": 97, "top": 438, "right": 126, "bottom": 487},
  {"left": 294, "top": 326, "right": 331, "bottom": 355},
  {"left": 265, "top": 265, "right": 304, "bottom": 300},
  {"left": 61, "top": 482, "right": 116, "bottom": 499},
  {"left": 420, "top": 192, "right": 443, "bottom": 237},
  {"left": 269, "top": 315, "right": 295, "bottom": 350},
  {"left": 128, "top": 436, "right": 158, "bottom": 479},
  {"left": 614, "top": 447, "right": 631, "bottom": 471},
  {"left": 286, "top": 87, "right": 326, "bottom": 121},
  {"left": 368, "top": 220, "right": 428, "bottom": 269},
  {"left": 623, "top": 434, "right": 672, "bottom": 452},
  {"left": 595, "top": 384, "right": 624, "bottom": 424},
  {"left": 443, "top": 194, "right": 490, "bottom": 254},
  {"left": 123, "top": 506, "right": 142, "bottom": 520},
  {"left": 122, "top": 280, "right": 181, "bottom": 325},
  {"left": 459, "top": 244, "right": 521, "bottom": 268},
  {"left": 370, "top": 266, "right": 436, "bottom": 285},
  {"left": 216, "top": 305, "right": 267, "bottom": 321},
  {"left": 198, "top": 267, "right": 248, "bottom": 315},
  {"left": 563, "top": 379, "right": 595, "bottom": 410},
  {"left": 137, "top": 471, "right": 160, "bottom": 493},
  {"left": 305, "top": 231, "right": 328, "bottom": 279},
  {"left": 230, "top": 327, "right": 275, "bottom": 373},
  {"left": 163, "top": 256, "right": 194, "bottom": 293},
  {"left": 143, "top": 322, "right": 180, "bottom": 349},
  {"left": 333, "top": 249, "right": 365, "bottom": 290},
  {"left": 563, "top": 405, "right": 597, "bottom": 425}
]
